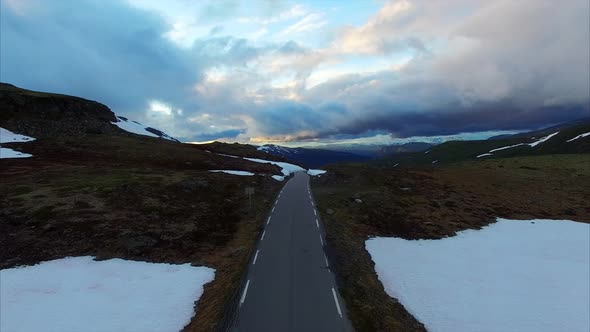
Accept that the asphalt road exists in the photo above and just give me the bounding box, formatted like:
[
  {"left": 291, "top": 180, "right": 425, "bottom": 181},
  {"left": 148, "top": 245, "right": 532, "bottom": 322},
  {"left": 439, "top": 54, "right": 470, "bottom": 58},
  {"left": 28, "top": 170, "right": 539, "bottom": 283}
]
[{"left": 231, "top": 172, "right": 353, "bottom": 332}]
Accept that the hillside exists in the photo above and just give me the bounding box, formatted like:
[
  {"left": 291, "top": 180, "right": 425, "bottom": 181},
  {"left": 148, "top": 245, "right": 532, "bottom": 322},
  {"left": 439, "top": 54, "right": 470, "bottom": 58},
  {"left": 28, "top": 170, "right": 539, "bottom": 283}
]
[
  {"left": 375, "top": 119, "right": 590, "bottom": 167},
  {"left": 256, "top": 144, "right": 371, "bottom": 168},
  {"left": 0, "top": 83, "right": 295, "bottom": 332},
  {"left": 311, "top": 154, "right": 590, "bottom": 331}
]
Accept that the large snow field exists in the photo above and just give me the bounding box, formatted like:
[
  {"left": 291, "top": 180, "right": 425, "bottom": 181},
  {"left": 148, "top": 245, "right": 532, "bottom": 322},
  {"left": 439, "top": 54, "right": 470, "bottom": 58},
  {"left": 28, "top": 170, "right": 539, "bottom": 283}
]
[
  {"left": 1, "top": 256, "right": 215, "bottom": 332},
  {"left": 366, "top": 218, "right": 590, "bottom": 332}
]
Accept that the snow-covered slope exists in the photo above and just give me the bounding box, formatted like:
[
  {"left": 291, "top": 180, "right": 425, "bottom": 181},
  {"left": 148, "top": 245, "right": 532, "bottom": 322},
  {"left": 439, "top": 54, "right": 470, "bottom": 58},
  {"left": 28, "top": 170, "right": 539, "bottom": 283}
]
[
  {"left": 477, "top": 132, "right": 559, "bottom": 157},
  {"left": 567, "top": 131, "right": 590, "bottom": 142},
  {"left": 0, "top": 127, "right": 35, "bottom": 159},
  {"left": 366, "top": 218, "right": 590, "bottom": 332},
  {"left": 1, "top": 256, "right": 215, "bottom": 332},
  {"left": 112, "top": 116, "right": 178, "bottom": 142}
]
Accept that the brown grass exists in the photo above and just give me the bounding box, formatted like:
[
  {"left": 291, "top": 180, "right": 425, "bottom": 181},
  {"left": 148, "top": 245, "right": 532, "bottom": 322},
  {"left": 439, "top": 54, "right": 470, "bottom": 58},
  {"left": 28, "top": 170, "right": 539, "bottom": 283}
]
[
  {"left": 0, "top": 137, "right": 284, "bottom": 331},
  {"left": 312, "top": 154, "right": 590, "bottom": 331}
]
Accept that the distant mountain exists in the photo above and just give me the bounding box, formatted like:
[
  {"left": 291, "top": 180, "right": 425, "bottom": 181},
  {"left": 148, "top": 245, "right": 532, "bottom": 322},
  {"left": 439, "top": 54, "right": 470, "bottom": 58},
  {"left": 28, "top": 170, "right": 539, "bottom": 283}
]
[
  {"left": 257, "top": 144, "right": 371, "bottom": 168},
  {"left": 377, "top": 142, "right": 433, "bottom": 156},
  {"left": 374, "top": 119, "right": 590, "bottom": 167},
  {"left": 488, "top": 118, "right": 590, "bottom": 140}
]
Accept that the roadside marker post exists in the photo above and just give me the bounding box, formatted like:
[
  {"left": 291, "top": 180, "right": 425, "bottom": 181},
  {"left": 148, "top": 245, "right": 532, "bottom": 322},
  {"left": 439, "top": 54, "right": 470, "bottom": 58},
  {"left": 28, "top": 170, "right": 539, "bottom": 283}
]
[{"left": 245, "top": 187, "right": 255, "bottom": 209}]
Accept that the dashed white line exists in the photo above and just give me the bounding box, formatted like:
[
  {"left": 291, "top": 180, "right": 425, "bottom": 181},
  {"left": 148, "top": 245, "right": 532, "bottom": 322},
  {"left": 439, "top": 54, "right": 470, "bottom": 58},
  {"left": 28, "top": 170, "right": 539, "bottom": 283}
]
[
  {"left": 319, "top": 235, "right": 324, "bottom": 246},
  {"left": 272, "top": 206, "right": 275, "bottom": 213},
  {"left": 324, "top": 253, "right": 329, "bottom": 267},
  {"left": 267, "top": 216, "right": 271, "bottom": 225},
  {"left": 331, "top": 288, "right": 343, "bottom": 317},
  {"left": 261, "top": 230, "right": 266, "bottom": 240},
  {"left": 253, "top": 250, "right": 259, "bottom": 265},
  {"left": 315, "top": 218, "right": 319, "bottom": 228},
  {"left": 314, "top": 209, "right": 317, "bottom": 216},
  {"left": 240, "top": 280, "right": 251, "bottom": 306}
]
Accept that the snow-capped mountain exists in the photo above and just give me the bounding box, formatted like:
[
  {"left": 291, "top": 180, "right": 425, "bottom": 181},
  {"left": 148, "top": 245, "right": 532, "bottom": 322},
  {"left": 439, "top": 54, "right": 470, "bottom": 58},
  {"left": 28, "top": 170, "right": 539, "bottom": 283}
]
[{"left": 257, "top": 144, "right": 371, "bottom": 168}]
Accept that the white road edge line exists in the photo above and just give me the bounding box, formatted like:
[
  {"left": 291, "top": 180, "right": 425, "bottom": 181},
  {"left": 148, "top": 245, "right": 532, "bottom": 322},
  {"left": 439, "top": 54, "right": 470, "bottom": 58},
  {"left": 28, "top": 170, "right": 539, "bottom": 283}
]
[
  {"left": 332, "top": 287, "right": 343, "bottom": 318},
  {"left": 261, "top": 230, "right": 266, "bottom": 240},
  {"left": 272, "top": 206, "right": 275, "bottom": 213},
  {"left": 314, "top": 209, "right": 317, "bottom": 216},
  {"left": 240, "top": 280, "right": 251, "bottom": 306},
  {"left": 253, "top": 250, "right": 259, "bottom": 265},
  {"left": 267, "top": 217, "right": 271, "bottom": 225},
  {"left": 319, "top": 235, "right": 324, "bottom": 246},
  {"left": 324, "top": 253, "right": 329, "bottom": 267},
  {"left": 315, "top": 218, "right": 319, "bottom": 228}
]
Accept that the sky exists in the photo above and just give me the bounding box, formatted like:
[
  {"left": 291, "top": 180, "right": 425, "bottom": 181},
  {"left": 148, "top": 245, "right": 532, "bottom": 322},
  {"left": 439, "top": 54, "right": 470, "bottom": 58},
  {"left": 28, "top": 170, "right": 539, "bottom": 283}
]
[{"left": 1, "top": 0, "right": 589, "bottom": 146}]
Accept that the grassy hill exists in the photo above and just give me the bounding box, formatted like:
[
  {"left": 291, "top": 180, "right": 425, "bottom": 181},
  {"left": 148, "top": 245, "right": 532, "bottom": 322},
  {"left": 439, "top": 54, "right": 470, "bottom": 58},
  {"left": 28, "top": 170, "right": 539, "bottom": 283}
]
[{"left": 375, "top": 120, "right": 590, "bottom": 167}]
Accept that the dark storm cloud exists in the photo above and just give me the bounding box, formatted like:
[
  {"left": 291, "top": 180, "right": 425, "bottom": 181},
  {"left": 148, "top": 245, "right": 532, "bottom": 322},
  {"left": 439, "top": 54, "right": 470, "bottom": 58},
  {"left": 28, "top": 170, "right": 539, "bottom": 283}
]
[
  {"left": 184, "top": 128, "right": 247, "bottom": 142},
  {"left": 330, "top": 103, "right": 590, "bottom": 139},
  {"left": 0, "top": 0, "right": 199, "bottom": 114},
  {"left": 1, "top": 0, "right": 588, "bottom": 143}
]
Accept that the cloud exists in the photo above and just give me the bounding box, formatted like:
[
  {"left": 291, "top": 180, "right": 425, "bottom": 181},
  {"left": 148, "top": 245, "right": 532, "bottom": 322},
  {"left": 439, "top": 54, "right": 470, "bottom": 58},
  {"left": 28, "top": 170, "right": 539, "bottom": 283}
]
[
  {"left": 281, "top": 13, "right": 327, "bottom": 35},
  {"left": 1, "top": 0, "right": 199, "bottom": 115},
  {"left": 1, "top": 0, "right": 588, "bottom": 144}
]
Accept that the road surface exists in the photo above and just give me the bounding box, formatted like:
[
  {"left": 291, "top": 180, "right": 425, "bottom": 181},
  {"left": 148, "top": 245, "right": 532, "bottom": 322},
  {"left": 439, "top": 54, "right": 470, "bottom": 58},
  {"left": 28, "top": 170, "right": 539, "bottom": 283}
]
[{"left": 231, "top": 172, "right": 353, "bottom": 332}]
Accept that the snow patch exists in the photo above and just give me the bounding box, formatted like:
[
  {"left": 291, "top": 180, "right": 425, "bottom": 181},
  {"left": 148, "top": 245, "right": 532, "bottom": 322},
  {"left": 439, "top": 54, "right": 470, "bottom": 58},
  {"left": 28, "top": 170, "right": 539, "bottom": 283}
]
[
  {"left": 529, "top": 131, "right": 559, "bottom": 147},
  {"left": 272, "top": 175, "right": 285, "bottom": 181},
  {"left": 0, "top": 127, "right": 35, "bottom": 159},
  {"left": 567, "top": 131, "right": 590, "bottom": 142},
  {"left": 112, "top": 116, "right": 176, "bottom": 141},
  {"left": 479, "top": 131, "right": 560, "bottom": 158},
  {"left": 307, "top": 169, "right": 327, "bottom": 176},
  {"left": 209, "top": 170, "right": 255, "bottom": 176},
  {"left": 0, "top": 127, "right": 36, "bottom": 143},
  {"left": 1, "top": 256, "right": 215, "bottom": 332},
  {"left": 489, "top": 143, "right": 527, "bottom": 153},
  {"left": 0, "top": 147, "right": 33, "bottom": 159},
  {"left": 366, "top": 218, "right": 590, "bottom": 332},
  {"left": 244, "top": 157, "right": 305, "bottom": 176}
]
